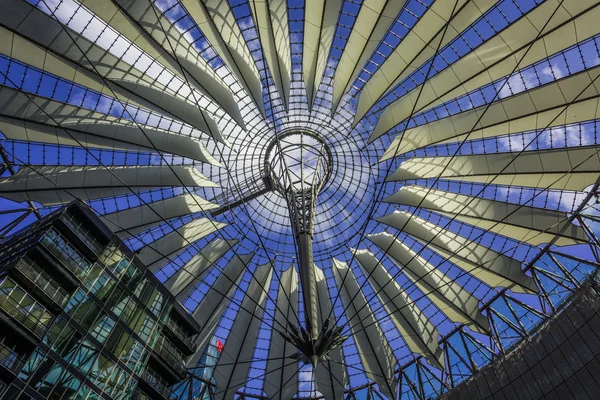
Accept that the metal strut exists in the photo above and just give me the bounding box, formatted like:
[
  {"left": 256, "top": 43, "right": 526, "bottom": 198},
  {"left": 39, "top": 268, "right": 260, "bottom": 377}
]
[{"left": 265, "top": 130, "right": 345, "bottom": 367}]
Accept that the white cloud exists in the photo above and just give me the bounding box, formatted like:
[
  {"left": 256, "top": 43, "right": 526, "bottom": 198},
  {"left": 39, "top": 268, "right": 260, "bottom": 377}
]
[
  {"left": 541, "top": 63, "right": 565, "bottom": 80},
  {"left": 498, "top": 70, "right": 537, "bottom": 99}
]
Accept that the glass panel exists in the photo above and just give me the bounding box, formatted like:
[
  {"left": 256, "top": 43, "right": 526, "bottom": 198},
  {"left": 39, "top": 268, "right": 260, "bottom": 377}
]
[
  {"left": 0, "top": 341, "right": 27, "bottom": 374},
  {"left": 153, "top": 334, "right": 186, "bottom": 376},
  {"left": 142, "top": 368, "right": 175, "bottom": 399},
  {"left": 60, "top": 211, "right": 105, "bottom": 255},
  {"left": 16, "top": 256, "right": 69, "bottom": 307},
  {"left": 41, "top": 229, "right": 92, "bottom": 278},
  {"left": 0, "top": 277, "right": 53, "bottom": 337}
]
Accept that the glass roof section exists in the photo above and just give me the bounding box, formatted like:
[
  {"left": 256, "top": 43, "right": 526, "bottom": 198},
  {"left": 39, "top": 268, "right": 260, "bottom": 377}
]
[{"left": 0, "top": 0, "right": 600, "bottom": 398}]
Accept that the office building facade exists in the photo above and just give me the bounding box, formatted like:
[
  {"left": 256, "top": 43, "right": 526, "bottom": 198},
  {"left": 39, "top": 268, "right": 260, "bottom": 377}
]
[{"left": 0, "top": 201, "right": 200, "bottom": 400}]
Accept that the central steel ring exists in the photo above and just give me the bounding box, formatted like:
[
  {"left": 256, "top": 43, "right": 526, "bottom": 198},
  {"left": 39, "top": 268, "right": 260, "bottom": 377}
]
[{"left": 264, "top": 130, "right": 334, "bottom": 194}]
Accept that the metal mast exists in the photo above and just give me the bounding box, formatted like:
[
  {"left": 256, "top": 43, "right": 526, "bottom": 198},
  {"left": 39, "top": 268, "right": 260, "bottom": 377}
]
[{"left": 266, "top": 131, "right": 333, "bottom": 340}]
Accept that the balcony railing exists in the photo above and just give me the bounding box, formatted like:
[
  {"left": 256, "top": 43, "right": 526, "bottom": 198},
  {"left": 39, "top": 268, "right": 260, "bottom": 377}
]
[
  {"left": 164, "top": 317, "right": 196, "bottom": 351},
  {"left": 153, "top": 335, "right": 187, "bottom": 376},
  {"left": 0, "top": 284, "right": 52, "bottom": 338},
  {"left": 15, "top": 259, "right": 69, "bottom": 308},
  {"left": 41, "top": 229, "right": 91, "bottom": 279},
  {"left": 0, "top": 342, "right": 26, "bottom": 375},
  {"left": 141, "top": 369, "right": 174, "bottom": 400},
  {"left": 60, "top": 212, "right": 104, "bottom": 255}
]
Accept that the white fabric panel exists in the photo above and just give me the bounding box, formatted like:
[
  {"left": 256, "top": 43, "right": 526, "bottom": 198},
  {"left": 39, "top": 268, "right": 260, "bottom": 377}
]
[
  {"left": 367, "top": 232, "right": 490, "bottom": 333},
  {"left": 314, "top": 266, "right": 346, "bottom": 399},
  {"left": 190, "top": 0, "right": 265, "bottom": 117},
  {"left": 382, "top": 65, "right": 600, "bottom": 159},
  {"left": 332, "top": 258, "right": 398, "bottom": 399},
  {"left": 86, "top": 0, "right": 224, "bottom": 138},
  {"left": 0, "top": 18, "right": 229, "bottom": 151},
  {"left": 0, "top": 26, "right": 103, "bottom": 98},
  {"left": 0, "top": 114, "right": 219, "bottom": 165},
  {"left": 0, "top": 0, "right": 223, "bottom": 140},
  {"left": 0, "top": 26, "right": 160, "bottom": 124},
  {"left": 211, "top": 263, "right": 274, "bottom": 399},
  {"left": 137, "top": 218, "right": 227, "bottom": 270},
  {"left": 372, "top": 0, "right": 600, "bottom": 139},
  {"left": 77, "top": 0, "right": 171, "bottom": 64},
  {"left": 353, "top": 249, "right": 444, "bottom": 369},
  {"left": 383, "top": 185, "right": 590, "bottom": 246},
  {"left": 0, "top": 84, "right": 219, "bottom": 165},
  {"left": 0, "top": 7, "right": 225, "bottom": 147},
  {"left": 108, "top": 77, "right": 221, "bottom": 141},
  {"left": 114, "top": 0, "right": 245, "bottom": 127},
  {"left": 164, "top": 238, "right": 237, "bottom": 295},
  {"left": 249, "top": 0, "right": 291, "bottom": 110},
  {"left": 331, "top": 0, "right": 408, "bottom": 113},
  {"left": 191, "top": 252, "right": 254, "bottom": 353},
  {"left": 0, "top": 0, "right": 144, "bottom": 90},
  {"left": 100, "top": 194, "right": 218, "bottom": 239},
  {"left": 0, "top": 164, "right": 216, "bottom": 206},
  {"left": 355, "top": 0, "right": 494, "bottom": 122},
  {"left": 264, "top": 266, "right": 300, "bottom": 400},
  {"left": 387, "top": 147, "right": 600, "bottom": 192},
  {"left": 377, "top": 211, "right": 538, "bottom": 294},
  {"left": 445, "top": 213, "right": 589, "bottom": 247},
  {"left": 436, "top": 97, "right": 600, "bottom": 148},
  {"left": 303, "top": 0, "right": 343, "bottom": 108}
]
